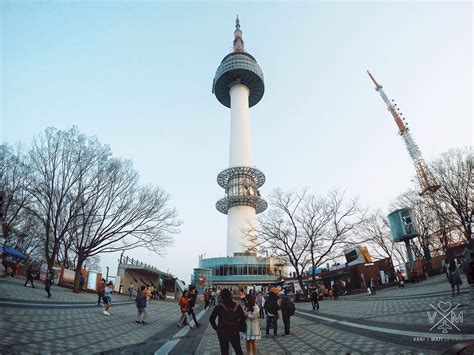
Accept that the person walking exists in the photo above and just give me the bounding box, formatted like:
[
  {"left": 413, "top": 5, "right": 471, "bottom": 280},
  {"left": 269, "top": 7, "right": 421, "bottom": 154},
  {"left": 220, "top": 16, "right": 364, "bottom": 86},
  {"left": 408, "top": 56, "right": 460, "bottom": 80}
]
[
  {"left": 102, "top": 281, "right": 113, "bottom": 315},
  {"left": 183, "top": 287, "right": 200, "bottom": 327},
  {"left": 79, "top": 274, "right": 85, "bottom": 291},
  {"left": 264, "top": 290, "right": 280, "bottom": 337},
  {"left": 279, "top": 293, "right": 295, "bottom": 336},
  {"left": 44, "top": 269, "right": 54, "bottom": 298},
  {"left": 177, "top": 290, "right": 194, "bottom": 329},
  {"left": 204, "top": 288, "right": 210, "bottom": 310},
  {"left": 210, "top": 288, "right": 217, "bottom": 306},
  {"left": 15, "top": 260, "right": 21, "bottom": 277},
  {"left": 24, "top": 264, "right": 36, "bottom": 288},
  {"left": 332, "top": 282, "right": 340, "bottom": 300},
  {"left": 128, "top": 282, "right": 134, "bottom": 299},
  {"left": 244, "top": 294, "right": 261, "bottom": 355},
  {"left": 209, "top": 288, "right": 245, "bottom": 355},
  {"left": 135, "top": 285, "right": 148, "bottom": 324},
  {"left": 397, "top": 270, "right": 405, "bottom": 287},
  {"left": 97, "top": 278, "right": 106, "bottom": 306},
  {"left": 369, "top": 278, "right": 376, "bottom": 295},
  {"left": 448, "top": 259, "right": 462, "bottom": 297},
  {"left": 256, "top": 292, "right": 265, "bottom": 319},
  {"left": 310, "top": 288, "right": 319, "bottom": 310}
]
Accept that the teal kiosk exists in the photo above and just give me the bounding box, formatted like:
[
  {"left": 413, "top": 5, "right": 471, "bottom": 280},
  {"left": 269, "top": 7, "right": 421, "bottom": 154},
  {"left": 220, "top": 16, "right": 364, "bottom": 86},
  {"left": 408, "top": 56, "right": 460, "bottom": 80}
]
[{"left": 387, "top": 208, "right": 418, "bottom": 272}]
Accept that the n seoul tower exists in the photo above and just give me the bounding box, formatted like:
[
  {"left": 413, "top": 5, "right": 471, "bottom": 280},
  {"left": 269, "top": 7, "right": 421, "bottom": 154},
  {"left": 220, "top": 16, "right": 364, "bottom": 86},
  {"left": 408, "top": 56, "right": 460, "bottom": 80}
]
[{"left": 213, "top": 17, "right": 267, "bottom": 257}]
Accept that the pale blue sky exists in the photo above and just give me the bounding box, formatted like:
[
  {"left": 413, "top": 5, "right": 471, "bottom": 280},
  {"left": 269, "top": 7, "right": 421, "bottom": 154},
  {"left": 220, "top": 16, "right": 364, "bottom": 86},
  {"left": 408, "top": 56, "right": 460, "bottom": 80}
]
[{"left": 2, "top": 1, "right": 472, "bottom": 282}]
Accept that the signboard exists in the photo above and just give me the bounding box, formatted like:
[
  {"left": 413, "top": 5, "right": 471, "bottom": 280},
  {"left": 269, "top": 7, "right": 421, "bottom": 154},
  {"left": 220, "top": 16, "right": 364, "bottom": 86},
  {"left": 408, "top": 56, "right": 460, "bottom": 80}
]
[
  {"left": 61, "top": 269, "right": 75, "bottom": 284},
  {"left": 87, "top": 272, "right": 98, "bottom": 290},
  {"left": 114, "top": 276, "right": 121, "bottom": 292}
]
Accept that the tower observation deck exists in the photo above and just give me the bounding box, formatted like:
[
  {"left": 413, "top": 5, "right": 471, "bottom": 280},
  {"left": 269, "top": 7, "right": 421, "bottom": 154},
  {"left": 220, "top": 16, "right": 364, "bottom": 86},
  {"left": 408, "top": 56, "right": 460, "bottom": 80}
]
[{"left": 213, "top": 17, "right": 267, "bottom": 257}]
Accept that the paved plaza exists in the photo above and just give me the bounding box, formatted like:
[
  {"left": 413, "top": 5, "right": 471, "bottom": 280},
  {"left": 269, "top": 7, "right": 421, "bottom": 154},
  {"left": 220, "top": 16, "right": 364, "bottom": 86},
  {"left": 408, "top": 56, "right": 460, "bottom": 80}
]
[{"left": 0, "top": 275, "right": 472, "bottom": 354}]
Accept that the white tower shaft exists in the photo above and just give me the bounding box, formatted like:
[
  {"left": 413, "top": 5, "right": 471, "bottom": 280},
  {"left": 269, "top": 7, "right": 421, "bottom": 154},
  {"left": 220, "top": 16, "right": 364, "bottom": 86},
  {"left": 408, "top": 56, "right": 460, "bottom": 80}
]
[
  {"left": 214, "top": 17, "right": 267, "bottom": 257},
  {"left": 229, "top": 84, "right": 253, "bottom": 167},
  {"left": 227, "top": 84, "right": 256, "bottom": 256}
]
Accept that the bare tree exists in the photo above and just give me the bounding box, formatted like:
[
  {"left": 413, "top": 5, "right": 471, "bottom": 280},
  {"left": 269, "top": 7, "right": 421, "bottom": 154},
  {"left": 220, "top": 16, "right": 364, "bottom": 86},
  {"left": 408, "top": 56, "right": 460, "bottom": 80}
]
[
  {"left": 252, "top": 189, "right": 365, "bottom": 296},
  {"left": 253, "top": 189, "right": 311, "bottom": 295},
  {"left": 68, "top": 157, "right": 180, "bottom": 292},
  {"left": 305, "top": 190, "right": 366, "bottom": 283},
  {"left": 1, "top": 144, "right": 31, "bottom": 242},
  {"left": 26, "top": 127, "right": 115, "bottom": 272},
  {"left": 431, "top": 147, "right": 473, "bottom": 243}
]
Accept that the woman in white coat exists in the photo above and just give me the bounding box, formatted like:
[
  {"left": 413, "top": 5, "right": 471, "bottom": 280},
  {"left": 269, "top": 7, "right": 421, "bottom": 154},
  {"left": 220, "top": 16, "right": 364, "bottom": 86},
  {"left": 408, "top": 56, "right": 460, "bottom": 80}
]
[{"left": 244, "top": 294, "right": 261, "bottom": 355}]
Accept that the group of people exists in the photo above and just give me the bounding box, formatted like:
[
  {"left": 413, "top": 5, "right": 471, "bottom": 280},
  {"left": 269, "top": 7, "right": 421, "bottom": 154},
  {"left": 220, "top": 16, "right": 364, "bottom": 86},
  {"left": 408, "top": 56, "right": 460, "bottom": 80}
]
[
  {"left": 177, "top": 287, "right": 200, "bottom": 329},
  {"left": 22, "top": 263, "right": 55, "bottom": 299},
  {"left": 128, "top": 282, "right": 167, "bottom": 300},
  {"left": 97, "top": 278, "right": 114, "bottom": 315},
  {"left": 3, "top": 258, "right": 22, "bottom": 278},
  {"left": 207, "top": 287, "right": 295, "bottom": 355}
]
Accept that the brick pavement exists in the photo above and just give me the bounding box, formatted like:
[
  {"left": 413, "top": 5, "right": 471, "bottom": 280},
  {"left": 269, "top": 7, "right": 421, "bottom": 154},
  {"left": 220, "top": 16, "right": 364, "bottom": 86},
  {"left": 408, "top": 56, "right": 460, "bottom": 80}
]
[{"left": 1, "top": 274, "right": 472, "bottom": 354}]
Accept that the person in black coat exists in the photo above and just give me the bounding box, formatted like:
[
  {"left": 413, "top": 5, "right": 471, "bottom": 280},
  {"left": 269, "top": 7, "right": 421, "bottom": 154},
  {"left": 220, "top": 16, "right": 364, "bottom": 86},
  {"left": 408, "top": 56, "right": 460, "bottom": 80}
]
[
  {"left": 182, "top": 286, "right": 200, "bottom": 327},
  {"left": 310, "top": 289, "right": 319, "bottom": 310},
  {"left": 24, "top": 264, "right": 36, "bottom": 288},
  {"left": 279, "top": 294, "right": 293, "bottom": 336},
  {"left": 264, "top": 291, "right": 280, "bottom": 336},
  {"left": 209, "top": 288, "right": 245, "bottom": 355}
]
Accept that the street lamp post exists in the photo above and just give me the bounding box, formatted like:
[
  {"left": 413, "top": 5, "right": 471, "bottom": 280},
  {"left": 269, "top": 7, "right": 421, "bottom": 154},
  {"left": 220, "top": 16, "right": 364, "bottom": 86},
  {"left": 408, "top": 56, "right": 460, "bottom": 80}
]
[{"left": 106, "top": 267, "right": 109, "bottom": 282}]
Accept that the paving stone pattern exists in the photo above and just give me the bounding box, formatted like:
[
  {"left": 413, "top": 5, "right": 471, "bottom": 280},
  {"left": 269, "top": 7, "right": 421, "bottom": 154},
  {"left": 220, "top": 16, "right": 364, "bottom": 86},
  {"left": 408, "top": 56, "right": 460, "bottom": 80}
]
[{"left": 1, "top": 274, "right": 472, "bottom": 354}]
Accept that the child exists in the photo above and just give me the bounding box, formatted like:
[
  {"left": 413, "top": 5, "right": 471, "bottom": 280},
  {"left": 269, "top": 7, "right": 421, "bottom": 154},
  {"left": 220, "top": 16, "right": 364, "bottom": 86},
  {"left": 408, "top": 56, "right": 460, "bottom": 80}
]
[{"left": 103, "top": 281, "right": 113, "bottom": 316}]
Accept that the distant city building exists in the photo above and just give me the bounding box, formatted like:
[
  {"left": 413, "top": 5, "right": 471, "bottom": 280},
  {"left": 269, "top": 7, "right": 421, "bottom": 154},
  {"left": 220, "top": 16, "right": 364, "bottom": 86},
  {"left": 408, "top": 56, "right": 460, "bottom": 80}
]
[{"left": 192, "top": 17, "right": 285, "bottom": 290}]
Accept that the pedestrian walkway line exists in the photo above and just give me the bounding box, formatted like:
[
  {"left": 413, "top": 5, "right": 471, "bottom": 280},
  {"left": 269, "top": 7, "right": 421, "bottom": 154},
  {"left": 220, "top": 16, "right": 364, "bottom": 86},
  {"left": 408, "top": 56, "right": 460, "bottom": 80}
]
[
  {"left": 296, "top": 310, "right": 474, "bottom": 340},
  {"left": 154, "top": 309, "right": 207, "bottom": 355},
  {"left": 0, "top": 299, "right": 133, "bottom": 308}
]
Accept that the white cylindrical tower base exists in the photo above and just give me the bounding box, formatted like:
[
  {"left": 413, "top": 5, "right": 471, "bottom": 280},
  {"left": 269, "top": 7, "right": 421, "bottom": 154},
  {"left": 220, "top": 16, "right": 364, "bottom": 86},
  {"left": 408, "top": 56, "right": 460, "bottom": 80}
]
[
  {"left": 227, "top": 205, "right": 256, "bottom": 256},
  {"left": 229, "top": 84, "right": 252, "bottom": 167}
]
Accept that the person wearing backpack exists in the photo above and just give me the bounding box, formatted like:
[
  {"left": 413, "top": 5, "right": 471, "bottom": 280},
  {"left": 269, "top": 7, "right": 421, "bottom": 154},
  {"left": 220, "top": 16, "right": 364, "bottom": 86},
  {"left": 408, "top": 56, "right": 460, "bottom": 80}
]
[
  {"left": 209, "top": 288, "right": 245, "bottom": 355},
  {"left": 279, "top": 293, "right": 295, "bottom": 336},
  {"left": 264, "top": 291, "right": 280, "bottom": 337}
]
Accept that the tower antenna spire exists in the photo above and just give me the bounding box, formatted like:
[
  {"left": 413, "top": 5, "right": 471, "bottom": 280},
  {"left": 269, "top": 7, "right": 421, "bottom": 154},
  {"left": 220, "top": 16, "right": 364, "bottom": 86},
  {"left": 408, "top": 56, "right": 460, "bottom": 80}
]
[
  {"left": 367, "top": 70, "right": 441, "bottom": 196},
  {"left": 233, "top": 15, "right": 244, "bottom": 53}
]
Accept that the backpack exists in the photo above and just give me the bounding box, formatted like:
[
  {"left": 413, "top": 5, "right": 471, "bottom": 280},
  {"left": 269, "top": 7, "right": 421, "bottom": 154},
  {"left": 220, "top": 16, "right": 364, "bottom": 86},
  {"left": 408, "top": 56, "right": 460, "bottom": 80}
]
[
  {"left": 219, "top": 303, "right": 241, "bottom": 335},
  {"left": 267, "top": 298, "right": 281, "bottom": 315},
  {"left": 287, "top": 300, "right": 296, "bottom": 316}
]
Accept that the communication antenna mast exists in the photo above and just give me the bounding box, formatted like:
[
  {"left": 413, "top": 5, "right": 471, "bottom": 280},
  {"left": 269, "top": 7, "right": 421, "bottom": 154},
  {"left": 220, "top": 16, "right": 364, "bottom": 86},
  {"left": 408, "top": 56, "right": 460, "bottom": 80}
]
[{"left": 367, "top": 70, "right": 441, "bottom": 196}]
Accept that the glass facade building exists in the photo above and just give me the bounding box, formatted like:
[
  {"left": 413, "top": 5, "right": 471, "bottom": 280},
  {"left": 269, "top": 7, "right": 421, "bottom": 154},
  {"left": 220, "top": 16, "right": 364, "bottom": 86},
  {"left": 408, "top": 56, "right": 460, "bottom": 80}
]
[{"left": 192, "top": 254, "right": 285, "bottom": 287}]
